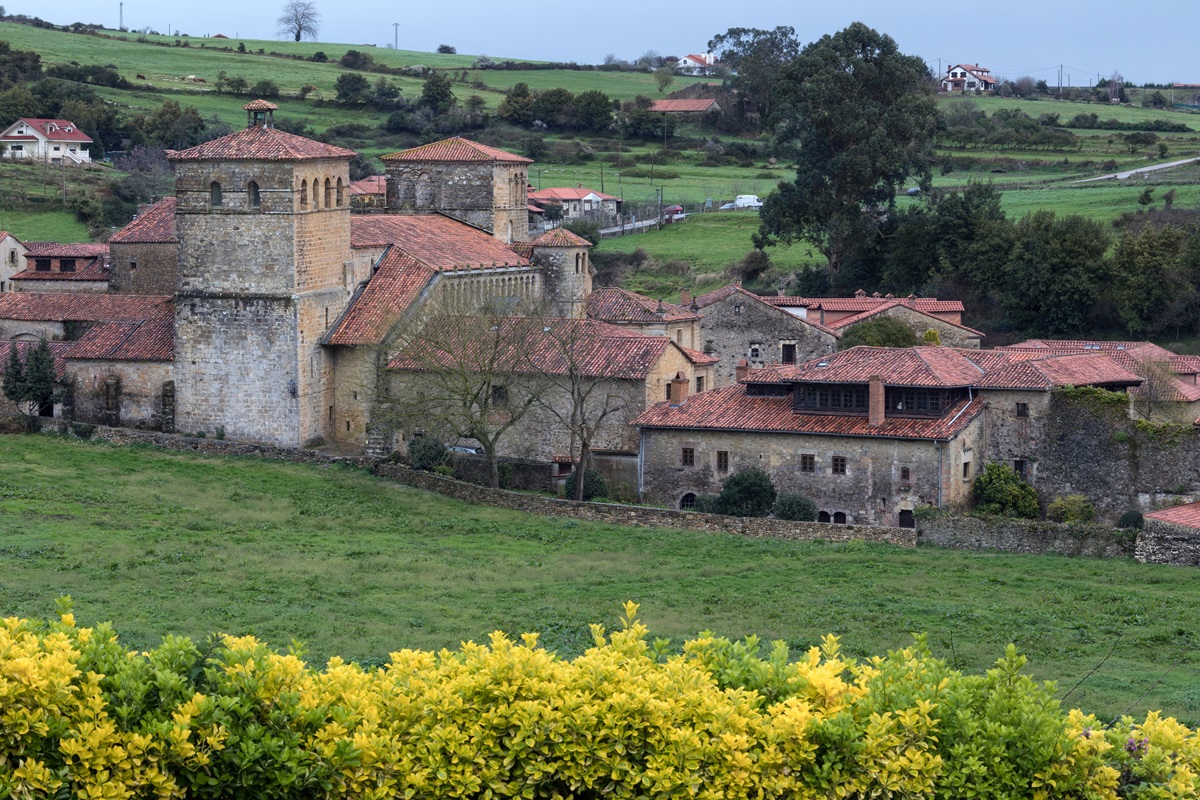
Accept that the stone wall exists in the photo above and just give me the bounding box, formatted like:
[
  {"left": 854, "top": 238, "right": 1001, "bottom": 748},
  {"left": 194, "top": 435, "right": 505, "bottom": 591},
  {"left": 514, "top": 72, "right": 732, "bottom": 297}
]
[
  {"left": 65, "top": 360, "right": 173, "bottom": 429},
  {"left": 13, "top": 279, "right": 107, "bottom": 293},
  {"left": 60, "top": 424, "right": 371, "bottom": 466},
  {"left": 699, "top": 292, "right": 837, "bottom": 388},
  {"left": 837, "top": 305, "right": 983, "bottom": 349},
  {"left": 919, "top": 515, "right": 1136, "bottom": 559},
  {"left": 1136, "top": 518, "right": 1200, "bottom": 565},
  {"left": 385, "top": 161, "right": 528, "bottom": 242},
  {"left": 109, "top": 242, "right": 179, "bottom": 295},
  {"left": 0, "top": 319, "right": 64, "bottom": 341},
  {"left": 373, "top": 462, "right": 916, "bottom": 546}
]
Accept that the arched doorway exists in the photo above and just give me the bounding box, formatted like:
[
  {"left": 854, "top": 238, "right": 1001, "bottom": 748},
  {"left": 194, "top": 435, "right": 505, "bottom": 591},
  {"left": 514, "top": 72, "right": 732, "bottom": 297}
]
[
  {"left": 832, "top": 512, "right": 847, "bottom": 524},
  {"left": 817, "top": 511, "right": 830, "bottom": 523}
]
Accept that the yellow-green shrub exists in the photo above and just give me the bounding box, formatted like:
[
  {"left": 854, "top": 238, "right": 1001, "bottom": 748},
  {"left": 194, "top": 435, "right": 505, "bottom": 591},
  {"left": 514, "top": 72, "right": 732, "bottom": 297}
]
[{"left": 0, "top": 600, "right": 1196, "bottom": 799}]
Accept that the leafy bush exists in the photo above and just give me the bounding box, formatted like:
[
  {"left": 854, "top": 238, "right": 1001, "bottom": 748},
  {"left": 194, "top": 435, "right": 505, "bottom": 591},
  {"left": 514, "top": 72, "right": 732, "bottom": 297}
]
[
  {"left": 562, "top": 219, "right": 602, "bottom": 248},
  {"left": 69, "top": 422, "right": 95, "bottom": 439},
  {"left": 973, "top": 462, "right": 1039, "bottom": 518},
  {"left": 838, "top": 316, "right": 919, "bottom": 349},
  {"left": 715, "top": 468, "right": 777, "bottom": 517},
  {"left": 432, "top": 465, "right": 454, "bottom": 478},
  {"left": 564, "top": 468, "right": 609, "bottom": 501},
  {"left": 407, "top": 435, "right": 448, "bottom": 471},
  {"left": 1046, "top": 494, "right": 1097, "bottom": 523},
  {"left": 1118, "top": 509, "right": 1145, "bottom": 529},
  {"left": 693, "top": 493, "right": 720, "bottom": 513},
  {"left": 773, "top": 492, "right": 817, "bottom": 521}
]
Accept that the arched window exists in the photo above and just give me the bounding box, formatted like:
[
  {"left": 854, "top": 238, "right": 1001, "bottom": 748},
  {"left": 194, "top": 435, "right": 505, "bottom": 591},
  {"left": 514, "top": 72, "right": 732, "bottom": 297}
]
[
  {"left": 506, "top": 220, "right": 513, "bottom": 244},
  {"left": 300, "top": 180, "right": 309, "bottom": 210},
  {"left": 832, "top": 512, "right": 847, "bottom": 524},
  {"left": 336, "top": 177, "right": 344, "bottom": 207},
  {"left": 324, "top": 177, "right": 332, "bottom": 208},
  {"left": 209, "top": 181, "right": 222, "bottom": 208},
  {"left": 574, "top": 253, "right": 581, "bottom": 274},
  {"left": 247, "top": 180, "right": 261, "bottom": 210},
  {"left": 680, "top": 493, "right": 697, "bottom": 511},
  {"left": 817, "top": 511, "right": 831, "bottom": 523}
]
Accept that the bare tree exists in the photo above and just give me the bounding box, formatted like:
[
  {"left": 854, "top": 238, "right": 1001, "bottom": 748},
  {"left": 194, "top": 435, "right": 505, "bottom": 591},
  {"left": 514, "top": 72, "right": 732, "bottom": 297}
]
[
  {"left": 1132, "top": 360, "right": 1181, "bottom": 421},
  {"left": 277, "top": 0, "right": 320, "bottom": 42},
  {"left": 1107, "top": 71, "right": 1124, "bottom": 103}
]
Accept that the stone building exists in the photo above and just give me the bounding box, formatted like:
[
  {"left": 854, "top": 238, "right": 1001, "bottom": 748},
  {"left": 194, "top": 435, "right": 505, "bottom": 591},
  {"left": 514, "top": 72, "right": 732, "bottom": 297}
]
[
  {"left": 108, "top": 199, "right": 179, "bottom": 295},
  {"left": 1137, "top": 502, "right": 1200, "bottom": 565},
  {"left": 11, "top": 243, "right": 110, "bottom": 294},
  {"left": 0, "top": 231, "right": 27, "bottom": 293},
  {"left": 585, "top": 287, "right": 701, "bottom": 350}
]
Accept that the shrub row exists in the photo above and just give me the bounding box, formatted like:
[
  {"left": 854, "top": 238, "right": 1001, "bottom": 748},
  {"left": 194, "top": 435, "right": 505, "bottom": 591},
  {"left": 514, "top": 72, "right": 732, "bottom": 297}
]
[{"left": 1, "top": 601, "right": 1196, "bottom": 798}]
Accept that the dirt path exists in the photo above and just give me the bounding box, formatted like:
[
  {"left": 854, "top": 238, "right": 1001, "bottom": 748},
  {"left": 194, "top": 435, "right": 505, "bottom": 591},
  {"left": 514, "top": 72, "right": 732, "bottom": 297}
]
[{"left": 1071, "top": 156, "right": 1200, "bottom": 183}]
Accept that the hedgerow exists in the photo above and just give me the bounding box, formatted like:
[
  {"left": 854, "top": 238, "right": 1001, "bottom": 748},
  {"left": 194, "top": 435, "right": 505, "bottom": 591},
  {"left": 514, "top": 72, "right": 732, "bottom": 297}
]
[{"left": 1, "top": 599, "right": 1196, "bottom": 798}]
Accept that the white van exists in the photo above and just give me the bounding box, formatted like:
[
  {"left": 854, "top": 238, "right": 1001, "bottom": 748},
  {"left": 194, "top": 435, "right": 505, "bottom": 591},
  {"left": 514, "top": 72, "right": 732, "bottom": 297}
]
[{"left": 733, "top": 194, "right": 763, "bottom": 208}]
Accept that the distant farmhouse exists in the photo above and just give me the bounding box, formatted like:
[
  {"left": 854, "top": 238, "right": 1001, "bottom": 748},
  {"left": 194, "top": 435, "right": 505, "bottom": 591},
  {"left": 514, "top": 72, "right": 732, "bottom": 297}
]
[
  {"left": 941, "top": 64, "right": 998, "bottom": 93},
  {"left": 675, "top": 52, "right": 717, "bottom": 76},
  {"left": 0, "top": 118, "right": 93, "bottom": 163}
]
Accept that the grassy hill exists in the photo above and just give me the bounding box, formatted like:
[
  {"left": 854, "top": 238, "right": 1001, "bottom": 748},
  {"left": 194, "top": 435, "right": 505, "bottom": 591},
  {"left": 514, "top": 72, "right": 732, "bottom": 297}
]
[{"left": 1, "top": 434, "right": 1198, "bottom": 725}]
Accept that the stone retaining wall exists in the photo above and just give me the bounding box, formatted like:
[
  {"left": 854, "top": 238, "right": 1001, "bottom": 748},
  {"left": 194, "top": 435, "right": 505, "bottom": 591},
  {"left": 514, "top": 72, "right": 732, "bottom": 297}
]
[
  {"left": 918, "top": 515, "right": 1137, "bottom": 559},
  {"left": 372, "top": 463, "right": 917, "bottom": 546},
  {"left": 1137, "top": 519, "right": 1200, "bottom": 566}
]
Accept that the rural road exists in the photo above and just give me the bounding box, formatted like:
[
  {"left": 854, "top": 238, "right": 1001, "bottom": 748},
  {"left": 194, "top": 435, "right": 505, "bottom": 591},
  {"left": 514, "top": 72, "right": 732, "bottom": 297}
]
[{"left": 1072, "top": 156, "right": 1200, "bottom": 183}]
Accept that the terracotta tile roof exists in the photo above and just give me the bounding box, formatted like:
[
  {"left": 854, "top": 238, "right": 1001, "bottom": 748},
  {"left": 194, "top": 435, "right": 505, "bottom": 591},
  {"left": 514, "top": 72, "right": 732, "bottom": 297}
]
[
  {"left": 1000, "top": 340, "right": 1199, "bottom": 401},
  {"left": 585, "top": 287, "right": 700, "bottom": 324},
  {"left": 634, "top": 383, "right": 985, "bottom": 441},
  {"left": 350, "top": 215, "right": 529, "bottom": 271},
  {"left": 109, "top": 198, "right": 177, "bottom": 243},
  {"left": 324, "top": 250, "right": 437, "bottom": 346},
  {"left": 10, "top": 118, "right": 93, "bottom": 143},
  {"left": 23, "top": 242, "right": 108, "bottom": 258},
  {"left": 380, "top": 136, "right": 532, "bottom": 164},
  {"left": 0, "top": 231, "right": 21, "bottom": 244},
  {"left": 531, "top": 228, "right": 592, "bottom": 247},
  {"left": 529, "top": 187, "right": 619, "bottom": 203},
  {"left": 168, "top": 126, "right": 355, "bottom": 162},
  {"left": 677, "top": 345, "right": 719, "bottom": 366},
  {"left": 388, "top": 317, "right": 678, "bottom": 380},
  {"left": 648, "top": 99, "right": 719, "bottom": 113},
  {"left": 12, "top": 256, "right": 109, "bottom": 282},
  {"left": 693, "top": 283, "right": 741, "bottom": 308},
  {"left": 63, "top": 319, "right": 173, "bottom": 361},
  {"left": 825, "top": 301, "right": 984, "bottom": 336},
  {"left": 1007, "top": 339, "right": 1176, "bottom": 360},
  {"left": 242, "top": 99, "right": 279, "bottom": 111},
  {"left": 509, "top": 242, "right": 534, "bottom": 259},
  {"left": 972, "top": 352, "right": 1143, "bottom": 390},
  {"left": 0, "top": 293, "right": 172, "bottom": 323},
  {"left": 1146, "top": 501, "right": 1200, "bottom": 529},
  {"left": 0, "top": 340, "right": 73, "bottom": 379},
  {"left": 348, "top": 175, "right": 386, "bottom": 195},
  {"left": 761, "top": 346, "right": 985, "bottom": 387},
  {"left": 1170, "top": 355, "right": 1200, "bottom": 375}
]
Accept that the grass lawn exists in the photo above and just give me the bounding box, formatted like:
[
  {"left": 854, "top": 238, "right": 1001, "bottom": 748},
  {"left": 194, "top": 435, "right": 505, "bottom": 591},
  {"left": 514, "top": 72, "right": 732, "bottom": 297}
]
[
  {"left": 1, "top": 434, "right": 1197, "bottom": 725},
  {"left": 0, "top": 209, "right": 91, "bottom": 241}
]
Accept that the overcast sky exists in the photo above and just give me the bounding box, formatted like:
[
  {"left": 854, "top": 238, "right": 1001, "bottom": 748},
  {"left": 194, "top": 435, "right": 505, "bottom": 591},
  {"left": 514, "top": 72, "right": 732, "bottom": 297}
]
[{"left": 10, "top": 0, "right": 1195, "bottom": 85}]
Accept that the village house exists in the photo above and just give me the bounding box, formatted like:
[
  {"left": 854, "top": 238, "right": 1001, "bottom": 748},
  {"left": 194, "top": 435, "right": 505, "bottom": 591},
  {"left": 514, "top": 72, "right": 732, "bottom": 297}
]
[
  {"left": 528, "top": 186, "right": 621, "bottom": 224},
  {"left": 10, "top": 243, "right": 110, "bottom": 294},
  {"left": 0, "top": 231, "right": 27, "bottom": 293},
  {"left": 348, "top": 175, "right": 386, "bottom": 209},
  {"left": 940, "top": 64, "right": 998, "bottom": 94},
  {"left": 585, "top": 287, "right": 701, "bottom": 350},
  {"left": 0, "top": 118, "right": 94, "bottom": 163},
  {"left": 674, "top": 52, "right": 717, "bottom": 76}
]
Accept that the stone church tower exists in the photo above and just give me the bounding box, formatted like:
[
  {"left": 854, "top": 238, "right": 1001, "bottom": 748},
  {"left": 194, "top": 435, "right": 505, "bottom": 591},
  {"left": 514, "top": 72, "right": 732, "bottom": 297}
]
[
  {"left": 168, "top": 100, "right": 356, "bottom": 446},
  {"left": 381, "top": 137, "right": 532, "bottom": 243}
]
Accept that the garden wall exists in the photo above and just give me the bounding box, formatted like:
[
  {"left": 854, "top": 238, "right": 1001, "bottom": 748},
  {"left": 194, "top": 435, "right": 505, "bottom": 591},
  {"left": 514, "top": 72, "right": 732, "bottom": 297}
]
[{"left": 918, "top": 515, "right": 1137, "bottom": 559}]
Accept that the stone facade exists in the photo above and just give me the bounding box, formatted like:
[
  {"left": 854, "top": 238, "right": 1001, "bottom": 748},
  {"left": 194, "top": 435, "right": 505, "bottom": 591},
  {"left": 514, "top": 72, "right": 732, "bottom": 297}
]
[
  {"left": 534, "top": 243, "right": 592, "bottom": 319},
  {"left": 919, "top": 514, "right": 1136, "bottom": 559},
  {"left": 699, "top": 290, "right": 837, "bottom": 387},
  {"left": 1, "top": 233, "right": 27, "bottom": 293},
  {"left": 841, "top": 305, "right": 982, "bottom": 348},
  {"left": 0, "top": 319, "right": 66, "bottom": 341},
  {"left": 1137, "top": 518, "right": 1200, "bottom": 565},
  {"left": 65, "top": 360, "right": 173, "bottom": 429},
  {"left": 109, "top": 242, "right": 178, "bottom": 295},
  {"left": 639, "top": 414, "right": 985, "bottom": 523},
  {"left": 12, "top": 278, "right": 107, "bottom": 294},
  {"left": 385, "top": 161, "right": 528, "bottom": 243},
  {"left": 979, "top": 388, "right": 1051, "bottom": 484}
]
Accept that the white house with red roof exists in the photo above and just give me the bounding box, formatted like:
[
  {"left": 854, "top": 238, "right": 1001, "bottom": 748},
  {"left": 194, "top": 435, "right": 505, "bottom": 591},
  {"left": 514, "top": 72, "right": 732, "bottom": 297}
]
[
  {"left": 675, "top": 52, "right": 716, "bottom": 76},
  {"left": 941, "top": 64, "right": 998, "bottom": 93},
  {"left": 1, "top": 118, "right": 93, "bottom": 163},
  {"left": 529, "top": 186, "right": 621, "bottom": 223}
]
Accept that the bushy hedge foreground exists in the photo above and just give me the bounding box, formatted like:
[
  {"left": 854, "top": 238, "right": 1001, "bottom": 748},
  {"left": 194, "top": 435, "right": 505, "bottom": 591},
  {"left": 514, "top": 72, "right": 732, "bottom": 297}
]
[{"left": 2, "top": 601, "right": 1197, "bottom": 799}]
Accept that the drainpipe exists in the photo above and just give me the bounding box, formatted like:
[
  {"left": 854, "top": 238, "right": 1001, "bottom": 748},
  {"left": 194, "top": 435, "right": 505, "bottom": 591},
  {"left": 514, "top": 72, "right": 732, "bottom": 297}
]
[
  {"left": 936, "top": 441, "right": 944, "bottom": 509},
  {"left": 638, "top": 429, "right": 645, "bottom": 499}
]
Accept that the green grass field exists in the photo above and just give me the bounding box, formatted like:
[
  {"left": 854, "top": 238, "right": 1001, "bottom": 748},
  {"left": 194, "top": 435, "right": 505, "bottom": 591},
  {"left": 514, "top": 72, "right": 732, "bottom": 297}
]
[
  {"left": 1, "top": 434, "right": 1197, "bottom": 725},
  {"left": 0, "top": 209, "right": 91, "bottom": 241}
]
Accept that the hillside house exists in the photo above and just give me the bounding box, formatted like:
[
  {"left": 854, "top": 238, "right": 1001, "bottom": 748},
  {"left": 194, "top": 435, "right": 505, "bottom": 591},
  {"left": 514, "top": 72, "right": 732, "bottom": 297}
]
[
  {"left": 647, "top": 99, "right": 722, "bottom": 115},
  {"left": 674, "top": 53, "right": 717, "bottom": 76},
  {"left": 941, "top": 64, "right": 998, "bottom": 93},
  {"left": 529, "top": 186, "right": 621, "bottom": 224},
  {"left": 348, "top": 175, "right": 386, "bottom": 209},
  {"left": 0, "top": 118, "right": 93, "bottom": 163}
]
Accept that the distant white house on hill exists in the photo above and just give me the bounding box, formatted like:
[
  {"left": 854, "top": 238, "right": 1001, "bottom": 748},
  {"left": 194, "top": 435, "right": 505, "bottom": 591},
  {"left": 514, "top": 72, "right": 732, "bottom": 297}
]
[
  {"left": 0, "top": 118, "right": 93, "bottom": 163},
  {"left": 675, "top": 52, "right": 717, "bottom": 75},
  {"left": 941, "top": 64, "right": 998, "bottom": 93}
]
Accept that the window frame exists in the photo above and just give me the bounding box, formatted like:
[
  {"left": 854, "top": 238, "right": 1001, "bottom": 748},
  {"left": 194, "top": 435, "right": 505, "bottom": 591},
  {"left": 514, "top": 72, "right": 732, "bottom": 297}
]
[
  {"left": 681, "top": 447, "right": 695, "bottom": 467},
  {"left": 832, "top": 455, "right": 847, "bottom": 475},
  {"left": 717, "top": 450, "right": 729, "bottom": 473},
  {"left": 800, "top": 453, "right": 815, "bottom": 473}
]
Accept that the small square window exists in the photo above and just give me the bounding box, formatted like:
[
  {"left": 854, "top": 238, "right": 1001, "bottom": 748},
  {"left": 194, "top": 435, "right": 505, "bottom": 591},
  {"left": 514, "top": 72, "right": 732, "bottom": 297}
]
[
  {"left": 963, "top": 461, "right": 971, "bottom": 480},
  {"left": 717, "top": 451, "right": 729, "bottom": 472},
  {"left": 681, "top": 447, "right": 695, "bottom": 467},
  {"left": 800, "top": 453, "right": 815, "bottom": 473},
  {"left": 832, "top": 455, "right": 847, "bottom": 475},
  {"left": 695, "top": 375, "right": 705, "bottom": 394},
  {"left": 749, "top": 344, "right": 761, "bottom": 360},
  {"left": 491, "top": 385, "right": 508, "bottom": 405},
  {"left": 60, "top": 259, "right": 75, "bottom": 273},
  {"left": 782, "top": 343, "right": 796, "bottom": 364},
  {"left": 1016, "top": 402, "right": 1029, "bottom": 417},
  {"left": 129, "top": 260, "right": 137, "bottom": 270},
  {"left": 900, "top": 466, "right": 911, "bottom": 482},
  {"left": 35, "top": 258, "right": 51, "bottom": 272}
]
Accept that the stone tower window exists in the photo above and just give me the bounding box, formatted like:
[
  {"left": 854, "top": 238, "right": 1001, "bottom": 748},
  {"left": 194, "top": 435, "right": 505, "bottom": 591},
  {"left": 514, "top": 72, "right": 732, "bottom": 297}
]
[
  {"left": 336, "top": 177, "right": 344, "bottom": 207},
  {"left": 416, "top": 173, "right": 433, "bottom": 207},
  {"left": 247, "top": 180, "right": 261, "bottom": 210},
  {"left": 210, "top": 182, "right": 222, "bottom": 208},
  {"left": 300, "top": 180, "right": 309, "bottom": 210},
  {"left": 574, "top": 253, "right": 582, "bottom": 274},
  {"left": 324, "top": 178, "right": 332, "bottom": 208}
]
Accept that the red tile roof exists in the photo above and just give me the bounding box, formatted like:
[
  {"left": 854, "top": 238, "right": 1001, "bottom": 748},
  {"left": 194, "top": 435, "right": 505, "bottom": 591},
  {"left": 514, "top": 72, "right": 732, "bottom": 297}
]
[
  {"left": 1000, "top": 340, "right": 1199, "bottom": 401},
  {"left": 0, "top": 293, "right": 172, "bottom": 323},
  {"left": 380, "top": 137, "right": 532, "bottom": 164},
  {"left": 693, "top": 283, "right": 742, "bottom": 308},
  {"left": 585, "top": 287, "right": 700, "bottom": 324},
  {"left": 23, "top": 242, "right": 108, "bottom": 258},
  {"left": 348, "top": 175, "right": 386, "bottom": 195},
  {"left": 825, "top": 301, "right": 984, "bottom": 336},
  {"left": 109, "top": 198, "right": 177, "bottom": 243},
  {"left": 634, "top": 384, "right": 986, "bottom": 441},
  {"left": 529, "top": 187, "right": 619, "bottom": 203},
  {"left": 531, "top": 228, "right": 592, "bottom": 247},
  {"left": 9, "top": 118, "right": 93, "bottom": 143},
  {"left": 11, "top": 255, "right": 109, "bottom": 282},
  {"left": 648, "top": 99, "right": 719, "bottom": 113},
  {"left": 63, "top": 319, "right": 173, "bottom": 361},
  {"left": 973, "top": 353, "right": 1142, "bottom": 390},
  {"left": 1145, "top": 502, "right": 1200, "bottom": 529},
  {"left": 759, "top": 346, "right": 985, "bottom": 387},
  {"left": 242, "top": 99, "right": 279, "bottom": 111},
  {"left": 350, "top": 215, "right": 529, "bottom": 270},
  {"left": 389, "top": 317, "right": 685, "bottom": 380},
  {"left": 1170, "top": 355, "right": 1200, "bottom": 375},
  {"left": 0, "top": 231, "right": 22, "bottom": 244},
  {"left": 168, "top": 126, "right": 355, "bottom": 161},
  {"left": 324, "top": 250, "right": 437, "bottom": 346},
  {"left": 760, "top": 295, "right": 966, "bottom": 314}
]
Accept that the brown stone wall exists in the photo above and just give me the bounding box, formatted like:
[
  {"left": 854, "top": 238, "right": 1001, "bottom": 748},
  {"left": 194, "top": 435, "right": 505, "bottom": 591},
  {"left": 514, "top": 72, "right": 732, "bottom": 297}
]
[
  {"left": 65, "top": 360, "right": 173, "bottom": 429},
  {"left": 699, "top": 294, "right": 837, "bottom": 388},
  {"left": 980, "top": 389, "right": 1050, "bottom": 484},
  {"left": 491, "top": 163, "right": 528, "bottom": 243},
  {"left": 842, "top": 306, "right": 982, "bottom": 348},
  {"left": 373, "top": 462, "right": 916, "bottom": 546},
  {"left": 1137, "top": 518, "right": 1200, "bottom": 565},
  {"left": 109, "top": 242, "right": 179, "bottom": 295},
  {"left": 384, "top": 161, "right": 528, "bottom": 243},
  {"left": 327, "top": 345, "right": 379, "bottom": 450},
  {"left": 13, "top": 280, "right": 107, "bottom": 293},
  {"left": 920, "top": 514, "right": 1136, "bottom": 559}
]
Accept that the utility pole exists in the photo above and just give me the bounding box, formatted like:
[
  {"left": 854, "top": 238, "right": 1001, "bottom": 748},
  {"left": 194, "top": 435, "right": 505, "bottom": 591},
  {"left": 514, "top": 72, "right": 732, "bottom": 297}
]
[
  {"left": 393, "top": 23, "right": 399, "bottom": 50},
  {"left": 599, "top": 163, "right": 604, "bottom": 193},
  {"left": 1058, "top": 65, "right": 1063, "bottom": 100},
  {"left": 119, "top": 2, "right": 123, "bottom": 30}
]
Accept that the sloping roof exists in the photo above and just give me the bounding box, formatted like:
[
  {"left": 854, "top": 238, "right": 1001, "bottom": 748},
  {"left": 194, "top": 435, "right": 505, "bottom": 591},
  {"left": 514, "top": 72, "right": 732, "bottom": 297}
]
[
  {"left": 1145, "top": 502, "right": 1200, "bottom": 529},
  {"left": 1001, "top": 340, "right": 1199, "bottom": 401},
  {"left": 388, "top": 317, "right": 681, "bottom": 380},
  {"left": 759, "top": 346, "right": 985, "bottom": 387},
  {"left": 634, "top": 384, "right": 986, "bottom": 441},
  {"left": 348, "top": 175, "right": 386, "bottom": 195},
  {"left": 972, "top": 352, "right": 1143, "bottom": 390},
  {"left": 824, "top": 301, "right": 984, "bottom": 336},
  {"left": 0, "top": 293, "right": 172, "bottom": 323},
  {"left": 63, "top": 319, "right": 173, "bottom": 361},
  {"left": 12, "top": 256, "right": 109, "bottom": 283},
  {"left": 529, "top": 187, "right": 619, "bottom": 203},
  {"left": 6, "top": 118, "right": 93, "bottom": 143},
  {"left": 23, "top": 242, "right": 108, "bottom": 258},
  {"left": 585, "top": 287, "right": 700, "bottom": 324},
  {"left": 692, "top": 283, "right": 840, "bottom": 336},
  {"left": 760, "top": 295, "right": 965, "bottom": 314},
  {"left": 693, "top": 283, "right": 742, "bottom": 308},
  {"left": 168, "top": 126, "right": 355, "bottom": 161},
  {"left": 0, "top": 231, "right": 23, "bottom": 244},
  {"left": 242, "top": 99, "right": 279, "bottom": 112},
  {"left": 349, "top": 215, "right": 529, "bottom": 270},
  {"left": 324, "top": 249, "right": 437, "bottom": 346},
  {"left": 531, "top": 228, "right": 592, "bottom": 248},
  {"left": 649, "top": 99, "right": 719, "bottom": 113},
  {"left": 380, "top": 136, "right": 532, "bottom": 164},
  {"left": 108, "top": 198, "right": 177, "bottom": 244}
]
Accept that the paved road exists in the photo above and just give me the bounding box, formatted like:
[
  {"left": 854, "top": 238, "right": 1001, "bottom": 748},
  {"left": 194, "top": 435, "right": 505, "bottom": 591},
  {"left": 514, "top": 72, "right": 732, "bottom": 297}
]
[{"left": 1071, "top": 156, "right": 1200, "bottom": 183}]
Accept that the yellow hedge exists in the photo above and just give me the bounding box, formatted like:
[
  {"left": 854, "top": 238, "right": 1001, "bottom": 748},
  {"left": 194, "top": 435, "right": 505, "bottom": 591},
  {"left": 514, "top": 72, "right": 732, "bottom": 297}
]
[{"left": 0, "top": 601, "right": 1196, "bottom": 799}]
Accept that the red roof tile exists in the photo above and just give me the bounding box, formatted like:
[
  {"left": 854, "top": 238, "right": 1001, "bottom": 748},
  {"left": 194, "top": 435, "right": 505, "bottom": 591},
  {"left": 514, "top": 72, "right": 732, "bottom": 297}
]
[
  {"left": 825, "top": 301, "right": 984, "bottom": 336},
  {"left": 1000, "top": 340, "right": 1199, "bottom": 401},
  {"left": 531, "top": 228, "right": 592, "bottom": 247},
  {"left": 380, "top": 136, "right": 532, "bottom": 164},
  {"left": 529, "top": 187, "right": 619, "bottom": 203},
  {"left": 109, "top": 198, "right": 177, "bottom": 243},
  {"left": 0, "top": 231, "right": 22, "bottom": 244},
  {"left": 0, "top": 293, "right": 172, "bottom": 323},
  {"left": 648, "top": 99, "right": 719, "bottom": 113},
  {"left": 168, "top": 126, "right": 355, "bottom": 161},
  {"left": 762, "top": 346, "right": 985, "bottom": 387},
  {"left": 972, "top": 353, "right": 1142, "bottom": 390},
  {"left": 348, "top": 175, "right": 386, "bottom": 195},
  {"left": 693, "top": 283, "right": 742, "bottom": 308},
  {"left": 586, "top": 287, "right": 700, "bottom": 324},
  {"left": 242, "top": 99, "right": 279, "bottom": 111},
  {"left": 324, "top": 250, "right": 437, "bottom": 346},
  {"left": 1145, "top": 501, "right": 1200, "bottom": 529},
  {"left": 63, "top": 319, "right": 173, "bottom": 361},
  {"left": 23, "top": 242, "right": 108, "bottom": 258},
  {"left": 692, "top": 284, "right": 840, "bottom": 336},
  {"left": 12, "top": 255, "right": 109, "bottom": 282},
  {"left": 635, "top": 383, "right": 985, "bottom": 441},
  {"left": 1170, "top": 355, "right": 1200, "bottom": 375},
  {"left": 350, "top": 215, "right": 529, "bottom": 270},
  {"left": 9, "top": 118, "right": 93, "bottom": 143}
]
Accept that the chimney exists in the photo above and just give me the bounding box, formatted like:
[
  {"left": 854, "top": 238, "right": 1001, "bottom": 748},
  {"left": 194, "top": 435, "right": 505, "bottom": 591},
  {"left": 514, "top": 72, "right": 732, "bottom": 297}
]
[
  {"left": 669, "top": 372, "right": 690, "bottom": 405},
  {"left": 854, "top": 288, "right": 867, "bottom": 298},
  {"left": 680, "top": 289, "right": 692, "bottom": 306},
  {"left": 868, "top": 374, "right": 885, "bottom": 427},
  {"left": 735, "top": 359, "right": 749, "bottom": 383}
]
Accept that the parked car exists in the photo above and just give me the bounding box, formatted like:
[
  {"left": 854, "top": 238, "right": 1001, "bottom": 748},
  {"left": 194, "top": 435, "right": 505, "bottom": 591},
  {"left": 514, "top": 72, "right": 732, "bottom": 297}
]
[
  {"left": 448, "top": 445, "right": 483, "bottom": 455},
  {"left": 663, "top": 204, "right": 684, "bottom": 215},
  {"left": 719, "top": 202, "right": 737, "bottom": 210}
]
